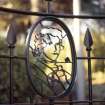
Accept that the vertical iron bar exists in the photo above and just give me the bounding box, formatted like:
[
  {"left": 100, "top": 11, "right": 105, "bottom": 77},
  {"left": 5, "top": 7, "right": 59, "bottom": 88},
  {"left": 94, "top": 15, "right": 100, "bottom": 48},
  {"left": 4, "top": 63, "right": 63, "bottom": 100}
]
[
  {"left": 9, "top": 46, "right": 14, "bottom": 104},
  {"left": 47, "top": 0, "right": 50, "bottom": 13},
  {"left": 49, "top": 97, "right": 54, "bottom": 105},
  {"left": 45, "top": 0, "right": 52, "bottom": 13},
  {"left": 7, "top": 21, "right": 17, "bottom": 104},
  {"left": 87, "top": 48, "right": 92, "bottom": 105},
  {"left": 29, "top": 96, "right": 33, "bottom": 103},
  {"left": 69, "top": 95, "right": 73, "bottom": 105},
  {"left": 84, "top": 29, "right": 93, "bottom": 105}
]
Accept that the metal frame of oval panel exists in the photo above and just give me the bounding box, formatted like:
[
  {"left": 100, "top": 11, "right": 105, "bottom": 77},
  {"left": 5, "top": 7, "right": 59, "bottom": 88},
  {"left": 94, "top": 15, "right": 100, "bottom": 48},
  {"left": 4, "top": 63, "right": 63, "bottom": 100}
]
[{"left": 25, "top": 16, "right": 77, "bottom": 98}]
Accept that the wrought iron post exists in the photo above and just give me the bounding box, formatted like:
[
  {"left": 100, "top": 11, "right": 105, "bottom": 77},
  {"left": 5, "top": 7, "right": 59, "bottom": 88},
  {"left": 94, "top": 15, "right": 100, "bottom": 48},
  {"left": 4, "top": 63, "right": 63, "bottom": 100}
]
[
  {"left": 7, "top": 22, "right": 17, "bottom": 104},
  {"left": 8, "top": 45, "right": 14, "bottom": 104},
  {"left": 84, "top": 28, "right": 93, "bottom": 105},
  {"left": 45, "top": 0, "right": 52, "bottom": 13},
  {"left": 49, "top": 97, "right": 54, "bottom": 105}
]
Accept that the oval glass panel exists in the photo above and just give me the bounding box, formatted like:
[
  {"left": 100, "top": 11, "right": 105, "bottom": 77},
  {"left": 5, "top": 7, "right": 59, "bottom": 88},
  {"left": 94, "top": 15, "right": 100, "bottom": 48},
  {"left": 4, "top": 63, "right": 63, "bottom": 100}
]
[{"left": 25, "top": 17, "right": 77, "bottom": 98}]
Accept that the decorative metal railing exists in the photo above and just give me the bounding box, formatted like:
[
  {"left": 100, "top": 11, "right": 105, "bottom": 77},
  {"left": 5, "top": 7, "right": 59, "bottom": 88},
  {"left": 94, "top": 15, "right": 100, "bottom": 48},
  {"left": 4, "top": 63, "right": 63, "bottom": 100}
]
[{"left": 0, "top": 0, "right": 105, "bottom": 105}]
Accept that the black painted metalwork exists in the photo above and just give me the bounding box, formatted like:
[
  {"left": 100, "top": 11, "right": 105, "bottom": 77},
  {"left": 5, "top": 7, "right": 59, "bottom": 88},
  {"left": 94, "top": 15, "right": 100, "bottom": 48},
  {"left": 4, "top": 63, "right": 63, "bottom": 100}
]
[
  {"left": 25, "top": 16, "right": 77, "bottom": 98},
  {"left": 84, "top": 29, "right": 93, "bottom": 105},
  {"left": 45, "top": 0, "right": 52, "bottom": 13},
  {"left": 1, "top": 7, "right": 105, "bottom": 19},
  {"left": 6, "top": 22, "right": 17, "bottom": 46},
  {"left": 0, "top": 0, "right": 105, "bottom": 105},
  {"left": 7, "top": 23, "right": 17, "bottom": 104}
]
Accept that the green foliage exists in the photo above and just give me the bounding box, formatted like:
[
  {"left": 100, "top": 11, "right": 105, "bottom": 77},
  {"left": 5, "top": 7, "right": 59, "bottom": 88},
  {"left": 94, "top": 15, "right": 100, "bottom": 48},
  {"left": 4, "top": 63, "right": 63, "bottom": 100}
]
[
  {"left": 92, "top": 31, "right": 105, "bottom": 72},
  {"left": 9, "top": 0, "right": 31, "bottom": 10},
  {"left": 0, "top": 37, "right": 34, "bottom": 103},
  {"left": 0, "top": 0, "right": 31, "bottom": 30}
]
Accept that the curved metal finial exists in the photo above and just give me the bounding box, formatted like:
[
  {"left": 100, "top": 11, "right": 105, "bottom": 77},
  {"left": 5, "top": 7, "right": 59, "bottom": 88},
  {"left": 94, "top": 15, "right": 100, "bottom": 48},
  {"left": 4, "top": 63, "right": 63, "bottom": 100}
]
[
  {"left": 7, "top": 21, "right": 17, "bottom": 47},
  {"left": 84, "top": 28, "right": 93, "bottom": 50}
]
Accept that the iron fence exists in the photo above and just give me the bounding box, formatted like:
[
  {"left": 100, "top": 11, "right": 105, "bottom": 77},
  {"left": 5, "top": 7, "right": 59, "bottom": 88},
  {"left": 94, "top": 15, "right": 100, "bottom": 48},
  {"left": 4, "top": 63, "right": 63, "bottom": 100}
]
[{"left": 0, "top": 0, "right": 105, "bottom": 105}]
